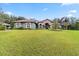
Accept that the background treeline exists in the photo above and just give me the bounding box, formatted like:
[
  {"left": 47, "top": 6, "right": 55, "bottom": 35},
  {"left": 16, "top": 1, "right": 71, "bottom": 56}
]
[
  {"left": 0, "top": 8, "right": 26, "bottom": 29},
  {"left": 53, "top": 17, "right": 79, "bottom": 30}
]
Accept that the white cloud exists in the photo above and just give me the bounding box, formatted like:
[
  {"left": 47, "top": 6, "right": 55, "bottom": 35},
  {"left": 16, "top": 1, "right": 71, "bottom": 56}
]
[
  {"left": 4, "top": 11, "right": 13, "bottom": 15},
  {"left": 67, "top": 10, "right": 77, "bottom": 17},
  {"left": 69, "top": 10, "right": 77, "bottom": 13},
  {"left": 5, "top": 3, "right": 9, "bottom": 4},
  {"left": 67, "top": 14, "right": 73, "bottom": 17},
  {"left": 61, "top": 3, "right": 74, "bottom": 6},
  {"left": 42, "top": 8, "right": 48, "bottom": 11}
]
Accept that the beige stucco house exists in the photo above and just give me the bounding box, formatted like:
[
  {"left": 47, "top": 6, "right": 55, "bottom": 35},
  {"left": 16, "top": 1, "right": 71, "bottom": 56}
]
[{"left": 14, "top": 19, "right": 53, "bottom": 29}]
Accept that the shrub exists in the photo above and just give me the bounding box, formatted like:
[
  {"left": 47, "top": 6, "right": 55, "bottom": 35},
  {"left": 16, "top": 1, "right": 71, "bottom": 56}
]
[
  {"left": 14, "top": 27, "right": 33, "bottom": 30},
  {"left": 0, "top": 25, "right": 5, "bottom": 30},
  {"left": 15, "top": 27, "right": 24, "bottom": 30}
]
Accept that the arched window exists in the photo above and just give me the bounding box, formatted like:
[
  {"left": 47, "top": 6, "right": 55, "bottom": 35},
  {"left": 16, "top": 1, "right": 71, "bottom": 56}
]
[{"left": 40, "top": 24, "right": 42, "bottom": 28}]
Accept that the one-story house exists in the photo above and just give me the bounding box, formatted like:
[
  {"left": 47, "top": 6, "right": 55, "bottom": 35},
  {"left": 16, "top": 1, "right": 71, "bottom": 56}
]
[{"left": 14, "top": 19, "right": 53, "bottom": 29}]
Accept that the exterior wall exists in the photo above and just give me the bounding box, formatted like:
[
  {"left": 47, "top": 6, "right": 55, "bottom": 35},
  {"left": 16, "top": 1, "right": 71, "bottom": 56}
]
[
  {"left": 42, "top": 20, "right": 52, "bottom": 26},
  {"left": 14, "top": 23, "right": 26, "bottom": 28},
  {"left": 14, "top": 23, "right": 21, "bottom": 28},
  {"left": 38, "top": 20, "right": 53, "bottom": 29},
  {"left": 38, "top": 23, "right": 44, "bottom": 29}
]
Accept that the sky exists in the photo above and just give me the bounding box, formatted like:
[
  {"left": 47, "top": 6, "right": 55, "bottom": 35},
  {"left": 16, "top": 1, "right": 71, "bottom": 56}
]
[{"left": 0, "top": 3, "right": 79, "bottom": 20}]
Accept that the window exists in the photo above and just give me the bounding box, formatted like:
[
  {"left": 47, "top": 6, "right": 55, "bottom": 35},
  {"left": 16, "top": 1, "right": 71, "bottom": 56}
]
[
  {"left": 21, "top": 22, "right": 24, "bottom": 27},
  {"left": 27, "top": 23, "right": 30, "bottom": 28}
]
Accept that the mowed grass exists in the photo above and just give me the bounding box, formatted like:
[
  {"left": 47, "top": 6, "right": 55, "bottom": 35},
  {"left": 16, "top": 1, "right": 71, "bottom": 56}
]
[{"left": 0, "top": 30, "right": 79, "bottom": 56}]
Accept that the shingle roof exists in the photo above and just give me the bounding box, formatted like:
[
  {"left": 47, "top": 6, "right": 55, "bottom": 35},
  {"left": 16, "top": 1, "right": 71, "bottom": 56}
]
[
  {"left": 14, "top": 19, "right": 53, "bottom": 23},
  {"left": 14, "top": 19, "right": 37, "bottom": 23}
]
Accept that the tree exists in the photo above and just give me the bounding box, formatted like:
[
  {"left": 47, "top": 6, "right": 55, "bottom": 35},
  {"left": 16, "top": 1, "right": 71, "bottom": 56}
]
[
  {"left": 69, "top": 17, "right": 77, "bottom": 30},
  {"left": 75, "top": 20, "right": 79, "bottom": 30},
  {"left": 0, "top": 9, "right": 10, "bottom": 22},
  {"left": 0, "top": 8, "right": 17, "bottom": 29},
  {"left": 6, "top": 15, "right": 18, "bottom": 29},
  {"left": 63, "top": 17, "right": 70, "bottom": 30},
  {"left": 17, "top": 16, "right": 26, "bottom": 20},
  {"left": 53, "top": 18, "right": 60, "bottom": 30},
  {"left": 0, "top": 8, "right": 28, "bottom": 29}
]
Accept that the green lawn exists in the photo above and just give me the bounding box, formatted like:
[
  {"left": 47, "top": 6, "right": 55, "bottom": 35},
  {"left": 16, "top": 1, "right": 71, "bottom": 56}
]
[{"left": 0, "top": 30, "right": 79, "bottom": 56}]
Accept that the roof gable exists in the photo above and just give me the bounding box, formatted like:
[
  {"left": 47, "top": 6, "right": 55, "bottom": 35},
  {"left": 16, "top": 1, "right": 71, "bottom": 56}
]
[{"left": 39, "top": 19, "right": 53, "bottom": 23}]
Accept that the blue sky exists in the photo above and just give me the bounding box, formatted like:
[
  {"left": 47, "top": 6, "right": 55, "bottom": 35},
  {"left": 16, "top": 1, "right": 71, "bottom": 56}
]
[{"left": 0, "top": 3, "right": 79, "bottom": 20}]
